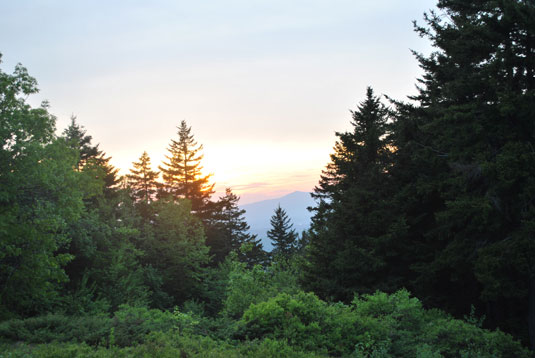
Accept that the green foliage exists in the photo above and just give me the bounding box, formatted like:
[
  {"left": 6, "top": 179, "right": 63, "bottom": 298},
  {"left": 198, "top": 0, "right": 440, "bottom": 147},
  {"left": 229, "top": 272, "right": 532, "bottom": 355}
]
[
  {"left": 304, "top": 87, "right": 393, "bottom": 302},
  {"left": 140, "top": 198, "right": 210, "bottom": 306},
  {"left": 352, "top": 290, "right": 529, "bottom": 358},
  {"left": 62, "top": 189, "right": 152, "bottom": 312},
  {"left": 0, "top": 314, "right": 110, "bottom": 345},
  {"left": 158, "top": 120, "right": 214, "bottom": 214},
  {"left": 110, "top": 305, "right": 177, "bottom": 347},
  {"left": 1, "top": 0, "right": 535, "bottom": 349},
  {"left": 239, "top": 290, "right": 529, "bottom": 358},
  {"left": 57, "top": 273, "right": 111, "bottom": 315},
  {"left": 268, "top": 205, "right": 298, "bottom": 260},
  {"left": 223, "top": 260, "right": 299, "bottom": 319},
  {"left": 94, "top": 226, "right": 150, "bottom": 310},
  {"left": 127, "top": 151, "right": 160, "bottom": 205},
  {"left": 205, "top": 188, "right": 267, "bottom": 266},
  {"left": 240, "top": 291, "right": 360, "bottom": 356},
  {"left": 0, "top": 334, "right": 326, "bottom": 358},
  {"left": 0, "top": 291, "right": 528, "bottom": 357},
  {"left": 0, "top": 56, "right": 84, "bottom": 317},
  {"left": 385, "top": 0, "right": 535, "bottom": 346}
]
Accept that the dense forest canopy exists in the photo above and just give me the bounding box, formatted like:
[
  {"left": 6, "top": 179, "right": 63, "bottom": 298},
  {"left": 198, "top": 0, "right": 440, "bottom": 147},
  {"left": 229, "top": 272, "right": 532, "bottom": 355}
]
[{"left": 0, "top": 0, "right": 534, "bottom": 356}]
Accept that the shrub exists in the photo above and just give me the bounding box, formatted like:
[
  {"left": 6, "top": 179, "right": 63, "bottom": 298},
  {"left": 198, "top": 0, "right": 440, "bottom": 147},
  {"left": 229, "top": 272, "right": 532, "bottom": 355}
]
[
  {"left": 420, "top": 316, "right": 529, "bottom": 358},
  {"left": 110, "top": 304, "right": 177, "bottom": 347},
  {"left": 223, "top": 262, "right": 299, "bottom": 318},
  {"left": 350, "top": 290, "right": 529, "bottom": 358},
  {"left": 240, "top": 291, "right": 361, "bottom": 356},
  {"left": 0, "top": 314, "right": 110, "bottom": 345},
  {"left": 0, "top": 333, "right": 327, "bottom": 358},
  {"left": 239, "top": 290, "right": 530, "bottom": 358}
]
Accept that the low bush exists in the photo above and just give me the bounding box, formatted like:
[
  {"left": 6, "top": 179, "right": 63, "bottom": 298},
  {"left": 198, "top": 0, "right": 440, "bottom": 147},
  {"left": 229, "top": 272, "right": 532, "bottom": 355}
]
[
  {"left": 0, "top": 313, "right": 110, "bottom": 345},
  {"left": 223, "top": 261, "right": 300, "bottom": 319},
  {"left": 351, "top": 290, "right": 529, "bottom": 358},
  {"left": 239, "top": 290, "right": 530, "bottom": 358},
  {"left": 0, "top": 332, "right": 326, "bottom": 358},
  {"left": 110, "top": 305, "right": 176, "bottom": 346},
  {"left": 239, "top": 291, "right": 361, "bottom": 356},
  {"left": 0, "top": 291, "right": 529, "bottom": 357}
]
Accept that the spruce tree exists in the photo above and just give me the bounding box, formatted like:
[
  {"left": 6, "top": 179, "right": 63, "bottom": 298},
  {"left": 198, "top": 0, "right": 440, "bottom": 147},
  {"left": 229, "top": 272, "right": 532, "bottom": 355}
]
[
  {"left": 207, "top": 188, "right": 266, "bottom": 266},
  {"left": 62, "top": 116, "right": 120, "bottom": 200},
  {"left": 127, "top": 151, "right": 159, "bottom": 204},
  {"left": 159, "top": 120, "right": 214, "bottom": 214},
  {"left": 60, "top": 117, "right": 124, "bottom": 301},
  {"left": 303, "top": 87, "right": 392, "bottom": 301},
  {"left": 62, "top": 115, "right": 100, "bottom": 170},
  {"left": 388, "top": 0, "right": 535, "bottom": 347},
  {"left": 267, "top": 205, "right": 298, "bottom": 259}
]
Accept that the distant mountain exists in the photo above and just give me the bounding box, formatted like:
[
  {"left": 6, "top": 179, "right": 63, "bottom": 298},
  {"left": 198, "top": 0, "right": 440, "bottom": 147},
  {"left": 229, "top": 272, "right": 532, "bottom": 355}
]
[{"left": 240, "top": 191, "right": 315, "bottom": 251}]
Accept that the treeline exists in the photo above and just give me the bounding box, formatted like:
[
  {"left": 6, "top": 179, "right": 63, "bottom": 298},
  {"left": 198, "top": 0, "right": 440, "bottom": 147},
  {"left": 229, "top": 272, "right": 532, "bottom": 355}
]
[
  {"left": 1, "top": 0, "right": 534, "bottom": 355},
  {"left": 0, "top": 61, "right": 303, "bottom": 317}
]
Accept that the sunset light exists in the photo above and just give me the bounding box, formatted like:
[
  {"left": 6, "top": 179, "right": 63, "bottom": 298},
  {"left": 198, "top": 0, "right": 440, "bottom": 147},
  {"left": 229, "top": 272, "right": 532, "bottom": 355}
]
[
  {"left": 2, "top": 0, "right": 533, "bottom": 354},
  {"left": 1, "top": 0, "right": 435, "bottom": 203}
]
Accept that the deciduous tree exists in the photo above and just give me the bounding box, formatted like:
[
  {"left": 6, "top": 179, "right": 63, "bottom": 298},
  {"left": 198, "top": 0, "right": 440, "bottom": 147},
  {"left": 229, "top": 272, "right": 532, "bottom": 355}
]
[{"left": 0, "top": 56, "right": 84, "bottom": 317}]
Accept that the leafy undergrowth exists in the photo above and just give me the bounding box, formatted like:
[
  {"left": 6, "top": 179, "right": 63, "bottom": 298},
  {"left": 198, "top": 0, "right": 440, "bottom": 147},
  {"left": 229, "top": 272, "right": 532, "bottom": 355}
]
[
  {"left": 0, "top": 290, "right": 529, "bottom": 358},
  {"left": 0, "top": 334, "right": 322, "bottom": 358}
]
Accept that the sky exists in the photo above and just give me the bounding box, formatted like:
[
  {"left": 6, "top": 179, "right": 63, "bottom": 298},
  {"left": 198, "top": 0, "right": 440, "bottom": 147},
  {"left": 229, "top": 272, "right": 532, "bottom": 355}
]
[{"left": 0, "top": 0, "right": 437, "bottom": 204}]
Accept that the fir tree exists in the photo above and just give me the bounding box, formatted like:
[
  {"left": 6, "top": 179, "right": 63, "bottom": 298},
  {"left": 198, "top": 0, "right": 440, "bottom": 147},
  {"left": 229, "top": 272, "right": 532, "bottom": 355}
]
[
  {"left": 207, "top": 188, "right": 266, "bottom": 266},
  {"left": 387, "top": 0, "right": 535, "bottom": 347},
  {"left": 62, "top": 115, "right": 100, "bottom": 170},
  {"left": 159, "top": 120, "right": 214, "bottom": 214},
  {"left": 303, "top": 87, "right": 392, "bottom": 301},
  {"left": 267, "top": 205, "right": 298, "bottom": 259},
  {"left": 61, "top": 116, "right": 120, "bottom": 200},
  {"left": 127, "top": 151, "right": 159, "bottom": 204}
]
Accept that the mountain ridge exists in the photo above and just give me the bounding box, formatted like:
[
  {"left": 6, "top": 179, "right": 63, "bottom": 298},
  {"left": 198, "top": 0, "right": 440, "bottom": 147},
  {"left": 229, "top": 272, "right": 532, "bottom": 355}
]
[{"left": 240, "top": 191, "right": 315, "bottom": 251}]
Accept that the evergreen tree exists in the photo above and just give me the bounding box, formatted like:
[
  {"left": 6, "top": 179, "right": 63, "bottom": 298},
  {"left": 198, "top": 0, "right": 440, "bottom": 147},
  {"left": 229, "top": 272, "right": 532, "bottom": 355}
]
[
  {"left": 207, "top": 188, "right": 266, "bottom": 266},
  {"left": 159, "top": 120, "right": 214, "bottom": 214},
  {"left": 61, "top": 116, "right": 120, "bottom": 200},
  {"left": 127, "top": 151, "right": 159, "bottom": 204},
  {"left": 296, "top": 230, "right": 310, "bottom": 255},
  {"left": 303, "top": 87, "right": 392, "bottom": 301},
  {"left": 60, "top": 118, "right": 128, "bottom": 309},
  {"left": 62, "top": 115, "right": 100, "bottom": 169},
  {"left": 388, "top": 0, "right": 535, "bottom": 347},
  {"left": 140, "top": 198, "right": 210, "bottom": 305},
  {"left": 268, "top": 205, "right": 298, "bottom": 259}
]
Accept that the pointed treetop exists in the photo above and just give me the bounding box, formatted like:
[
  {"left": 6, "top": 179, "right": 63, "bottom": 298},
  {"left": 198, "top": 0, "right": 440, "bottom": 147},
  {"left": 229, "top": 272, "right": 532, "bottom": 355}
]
[
  {"left": 127, "top": 151, "right": 160, "bottom": 203},
  {"left": 159, "top": 120, "right": 214, "bottom": 212},
  {"left": 62, "top": 115, "right": 101, "bottom": 168},
  {"left": 268, "top": 205, "right": 298, "bottom": 259}
]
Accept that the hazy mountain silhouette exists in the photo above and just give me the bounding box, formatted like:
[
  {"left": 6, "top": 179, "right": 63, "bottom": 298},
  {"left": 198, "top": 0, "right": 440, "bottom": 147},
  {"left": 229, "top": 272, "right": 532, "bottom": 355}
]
[{"left": 241, "top": 191, "right": 315, "bottom": 251}]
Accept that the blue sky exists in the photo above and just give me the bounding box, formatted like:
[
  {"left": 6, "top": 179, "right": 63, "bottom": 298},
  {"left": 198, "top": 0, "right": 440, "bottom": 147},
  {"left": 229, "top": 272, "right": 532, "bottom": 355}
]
[{"left": 0, "top": 0, "right": 437, "bottom": 203}]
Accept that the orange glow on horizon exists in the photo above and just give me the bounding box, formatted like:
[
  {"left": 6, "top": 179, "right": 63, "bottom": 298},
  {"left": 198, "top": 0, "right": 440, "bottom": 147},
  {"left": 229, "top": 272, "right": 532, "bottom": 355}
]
[{"left": 113, "top": 140, "right": 329, "bottom": 204}]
